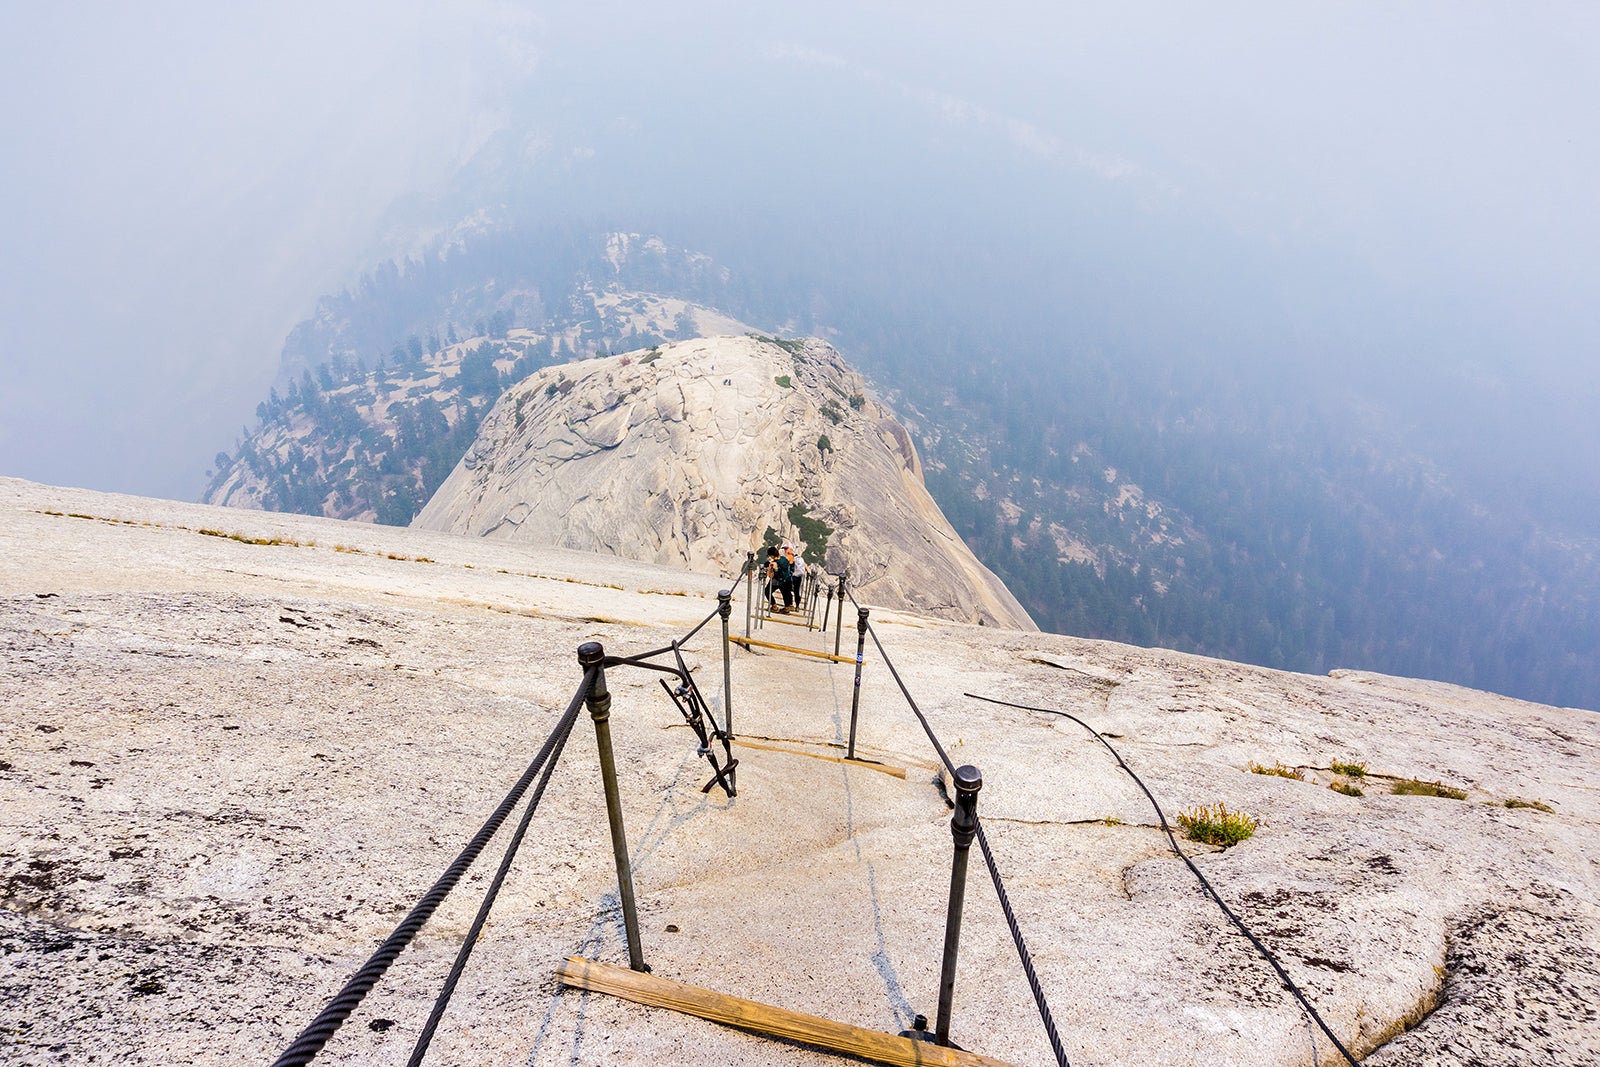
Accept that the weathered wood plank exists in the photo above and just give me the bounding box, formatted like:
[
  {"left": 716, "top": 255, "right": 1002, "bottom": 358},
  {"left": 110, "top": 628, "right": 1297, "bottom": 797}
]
[
  {"left": 555, "top": 956, "right": 1019, "bottom": 1067},
  {"left": 730, "top": 634, "right": 859, "bottom": 664},
  {"left": 759, "top": 613, "right": 819, "bottom": 629},
  {"left": 735, "top": 739, "right": 908, "bottom": 779}
]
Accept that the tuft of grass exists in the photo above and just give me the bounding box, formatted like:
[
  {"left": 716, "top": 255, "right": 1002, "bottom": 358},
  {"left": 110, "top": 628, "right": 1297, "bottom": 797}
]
[
  {"left": 1391, "top": 778, "right": 1467, "bottom": 800},
  {"left": 1330, "top": 779, "right": 1364, "bottom": 797},
  {"left": 774, "top": 375, "right": 793, "bottom": 389},
  {"left": 1503, "top": 798, "right": 1555, "bottom": 812},
  {"left": 1248, "top": 760, "right": 1305, "bottom": 781},
  {"left": 1175, "top": 803, "right": 1257, "bottom": 848},
  {"left": 197, "top": 528, "right": 299, "bottom": 547},
  {"left": 1331, "top": 758, "right": 1368, "bottom": 778},
  {"left": 1101, "top": 816, "right": 1123, "bottom": 827}
]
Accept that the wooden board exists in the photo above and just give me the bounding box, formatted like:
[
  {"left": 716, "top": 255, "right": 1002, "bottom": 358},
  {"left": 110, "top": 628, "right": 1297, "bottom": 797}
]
[
  {"left": 757, "top": 613, "right": 819, "bottom": 629},
  {"left": 730, "top": 634, "right": 860, "bottom": 664},
  {"left": 735, "top": 739, "right": 908, "bottom": 779},
  {"left": 555, "top": 956, "right": 1020, "bottom": 1067}
]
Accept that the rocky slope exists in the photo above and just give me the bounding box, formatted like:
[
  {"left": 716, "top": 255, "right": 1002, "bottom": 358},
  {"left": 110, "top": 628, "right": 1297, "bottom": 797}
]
[
  {"left": 3, "top": 477, "right": 1597, "bottom": 1066},
  {"left": 203, "top": 287, "right": 751, "bottom": 527},
  {"left": 413, "top": 334, "right": 1036, "bottom": 630}
]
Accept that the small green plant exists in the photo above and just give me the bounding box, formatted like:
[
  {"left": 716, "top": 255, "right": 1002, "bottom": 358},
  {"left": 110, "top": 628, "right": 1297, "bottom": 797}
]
[
  {"left": 1331, "top": 758, "right": 1368, "bottom": 778},
  {"left": 820, "top": 400, "right": 843, "bottom": 424},
  {"left": 816, "top": 434, "right": 832, "bottom": 453},
  {"left": 1330, "top": 779, "right": 1364, "bottom": 797},
  {"left": 1248, "top": 760, "right": 1305, "bottom": 781},
  {"left": 774, "top": 375, "right": 792, "bottom": 389},
  {"left": 1391, "top": 778, "right": 1467, "bottom": 800},
  {"left": 1175, "top": 803, "right": 1256, "bottom": 848},
  {"left": 786, "top": 504, "right": 834, "bottom": 567},
  {"left": 1503, "top": 798, "right": 1554, "bottom": 812},
  {"left": 848, "top": 392, "right": 866, "bottom": 410},
  {"left": 641, "top": 350, "right": 661, "bottom": 364},
  {"left": 1100, "top": 816, "right": 1123, "bottom": 826}
]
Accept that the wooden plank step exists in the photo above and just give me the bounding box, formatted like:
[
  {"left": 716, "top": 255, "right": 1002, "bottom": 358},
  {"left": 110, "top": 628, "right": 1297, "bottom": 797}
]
[
  {"left": 758, "top": 613, "right": 818, "bottom": 628},
  {"left": 555, "top": 956, "right": 1019, "bottom": 1067},
  {"left": 735, "top": 739, "right": 908, "bottom": 779},
  {"left": 730, "top": 635, "right": 859, "bottom": 664}
]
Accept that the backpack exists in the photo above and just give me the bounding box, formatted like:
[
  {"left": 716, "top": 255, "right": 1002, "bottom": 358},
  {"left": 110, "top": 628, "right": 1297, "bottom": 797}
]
[{"left": 775, "top": 555, "right": 793, "bottom": 583}]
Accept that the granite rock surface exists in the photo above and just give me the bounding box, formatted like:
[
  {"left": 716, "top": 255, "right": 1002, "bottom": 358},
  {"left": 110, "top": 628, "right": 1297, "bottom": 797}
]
[
  {"left": 2, "top": 478, "right": 1597, "bottom": 1066},
  {"left": 411, "top": 335, "right": 1036, "bottom": 630}
]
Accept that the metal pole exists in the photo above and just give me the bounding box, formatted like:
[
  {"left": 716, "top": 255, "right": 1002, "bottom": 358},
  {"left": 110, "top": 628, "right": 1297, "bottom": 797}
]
[
  {"left": 847, "top": 606, "right": 869, "bottom": 761},
  {"left": 578, "top": 641, "right": 646, "bottom": 972},
  {"left": 717, "top": 590, "right": 734, "bottom": 744},
  {"left": 743, "top": 552, "right": 754, "bottom": 639},
  {"left": 833, "top": 574, "right": 847, "bottom": 659},
  {"left": 935, "top": 765, "right": 983, "bottom": 1046},
  {"left": 822, "top": 582, "right": 833, "bottom": 634}
]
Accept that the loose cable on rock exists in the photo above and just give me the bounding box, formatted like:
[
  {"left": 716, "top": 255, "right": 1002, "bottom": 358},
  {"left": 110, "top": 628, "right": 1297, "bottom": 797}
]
[{"left": 964, "top": 691, "right": 1361, "bottom": 1067}]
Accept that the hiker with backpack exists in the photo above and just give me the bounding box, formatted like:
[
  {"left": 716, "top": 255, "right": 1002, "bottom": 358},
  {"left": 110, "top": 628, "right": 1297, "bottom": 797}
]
[
  {"left": 764, "top": 546, "right": 783, "bottom": 612},
  {"left": 774, "top": 545, "right": 796, "bottom": 612}
]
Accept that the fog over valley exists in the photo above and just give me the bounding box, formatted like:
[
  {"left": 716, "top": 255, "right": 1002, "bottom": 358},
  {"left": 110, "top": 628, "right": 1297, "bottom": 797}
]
[{"left": 3, "top": 3, "right": 1597, "bottom": 707}]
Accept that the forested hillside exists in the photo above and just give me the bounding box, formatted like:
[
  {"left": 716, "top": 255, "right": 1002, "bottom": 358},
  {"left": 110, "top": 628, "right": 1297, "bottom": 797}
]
[{"left": 205, "top": 228, "right": 1598, "bottom": 709}]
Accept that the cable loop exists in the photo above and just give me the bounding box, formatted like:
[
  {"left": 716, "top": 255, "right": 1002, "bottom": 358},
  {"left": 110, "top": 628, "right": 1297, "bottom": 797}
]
[{"left": 965, "top": 692, "right": 1361, "bottom": 1067}]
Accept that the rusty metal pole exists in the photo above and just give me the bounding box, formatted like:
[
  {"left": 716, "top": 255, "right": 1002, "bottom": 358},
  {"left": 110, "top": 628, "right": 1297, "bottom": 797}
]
[
  {"left": 847, "top": 606, "right": 869, "bottom": 761},
  {"left": 578, "top": 641, "right": 645, "bottom": 972},
  {"left": 833, "top": 574, "right": 847, "bottom": 658},
  {"left": 717, "top": 590, "right": 734, "bottom": 743},
  {"left": 935, "top": 765, "right": 983, "bottom": 1046},
  {"left": 743, "top": 551, "right": 754, "bottom": 639}
]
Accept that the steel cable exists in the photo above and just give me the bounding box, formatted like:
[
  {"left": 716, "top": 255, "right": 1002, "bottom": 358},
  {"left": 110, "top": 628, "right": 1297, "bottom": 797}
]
[
  {"left": 269, "top": 667, "right": 596, "bottom": 1067},
  {"left": 974, "top": 820, "right": 1070, "bottom": 1067},
  {"left": 836, "top": 587, "right": 1063, "bottom": 1060},
  {"left": 841, "top": 587, "right": 957, "bottom": 778},
  {"left": 965, "top": 692, "right": 1361, "bottom": 1067},
  {"left": 406, "top": 695, "right": 582, "bottom": 1065}
]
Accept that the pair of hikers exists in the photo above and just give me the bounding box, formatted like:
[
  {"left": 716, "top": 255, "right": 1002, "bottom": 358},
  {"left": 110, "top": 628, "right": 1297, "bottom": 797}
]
[{"left": 764, "top": 543, "right": 806, "bottom": 614}]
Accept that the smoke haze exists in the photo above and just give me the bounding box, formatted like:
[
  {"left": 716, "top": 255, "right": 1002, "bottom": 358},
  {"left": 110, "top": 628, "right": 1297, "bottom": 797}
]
[{"left": 3, "top": 2, "right": 1596, "bottom": 522}]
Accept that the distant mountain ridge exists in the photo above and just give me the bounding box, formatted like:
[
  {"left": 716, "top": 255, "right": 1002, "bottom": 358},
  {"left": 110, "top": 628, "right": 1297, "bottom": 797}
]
[{"left": 203, "top": 228, "right": 1600, "bottom": 709}]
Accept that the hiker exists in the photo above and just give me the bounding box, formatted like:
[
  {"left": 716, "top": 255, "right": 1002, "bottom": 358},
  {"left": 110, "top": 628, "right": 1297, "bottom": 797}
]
[
  {"left": 764, "top": 547, "right": 782, "bottom": 612},
  {"left": 784, "top": 544, "right": 806, "bottom": 611},
  {"left": 774, "top": 545, "right": 795, "bottom": 612}
]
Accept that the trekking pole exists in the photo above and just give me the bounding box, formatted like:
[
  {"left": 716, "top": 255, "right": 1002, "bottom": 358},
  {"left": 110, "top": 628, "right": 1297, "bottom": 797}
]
[
  {"left": 935, "top": 765, "right": 983, "bottom": 1045},
  {"left": 578, "top": 641, "right": 646, "bottom": 972},
  {"left": 847, "top": 606, "right": 869, "bottom": 761}
]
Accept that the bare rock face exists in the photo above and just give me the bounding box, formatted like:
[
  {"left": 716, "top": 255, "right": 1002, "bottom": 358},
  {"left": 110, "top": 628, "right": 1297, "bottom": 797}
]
[
  {"left": 413, "top": 335, "right": 1036, "bottom": 629},
  {"left": 4, "top": 478, "right": 1599, "bottom": 1065}
]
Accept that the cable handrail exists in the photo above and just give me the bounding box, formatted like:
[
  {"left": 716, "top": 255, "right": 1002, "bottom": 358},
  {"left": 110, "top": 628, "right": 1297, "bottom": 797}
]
[
  {"left": 838, "top": 581, "right": 1067, "bottom": 1065},
  {"left": 270, "top": 665, "right": 598, "bottom": 1067},
  {"left": 406, "top": 690, "right": 583, "bottom": 1064},
  {"left": 274, "top": 564, "right": 752, "bottom": 1065}
]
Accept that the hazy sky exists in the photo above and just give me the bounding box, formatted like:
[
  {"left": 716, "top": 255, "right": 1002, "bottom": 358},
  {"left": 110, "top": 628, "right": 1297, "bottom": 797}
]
[{"left": 3, "top": 3, "right": 1597, "bottom": 505}]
